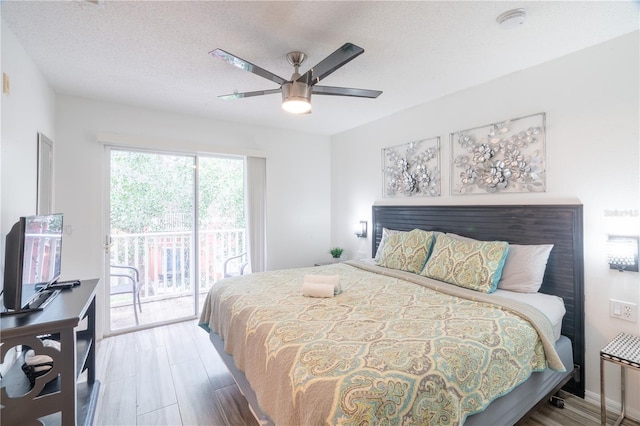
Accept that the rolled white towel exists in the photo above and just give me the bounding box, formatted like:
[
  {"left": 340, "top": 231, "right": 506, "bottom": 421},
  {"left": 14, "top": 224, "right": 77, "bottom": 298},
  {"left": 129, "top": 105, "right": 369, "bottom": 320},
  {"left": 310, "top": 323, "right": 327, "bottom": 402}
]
[
  {"left": 302, "top": 274, "right": 341, "bottom": 297},
  {"left": 302, "top": 281, "right": 335, "bottom": 298}
]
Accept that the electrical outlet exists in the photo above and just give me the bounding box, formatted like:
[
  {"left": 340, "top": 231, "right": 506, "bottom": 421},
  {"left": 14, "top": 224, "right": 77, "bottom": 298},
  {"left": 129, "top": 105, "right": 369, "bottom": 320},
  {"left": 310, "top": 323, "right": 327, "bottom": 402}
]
[
  {"left": 610, "top": 299, "right": 638, "bottom": 322},
  {"left": 623, "top": 304, "right": 634, "bottom": 320}
]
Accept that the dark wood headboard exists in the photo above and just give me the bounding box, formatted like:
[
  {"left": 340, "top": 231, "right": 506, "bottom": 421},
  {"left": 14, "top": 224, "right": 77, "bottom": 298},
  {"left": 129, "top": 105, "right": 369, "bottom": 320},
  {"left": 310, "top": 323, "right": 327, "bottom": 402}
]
[{"left": 372, "top": 204, "right": 584, "bottom": 397}]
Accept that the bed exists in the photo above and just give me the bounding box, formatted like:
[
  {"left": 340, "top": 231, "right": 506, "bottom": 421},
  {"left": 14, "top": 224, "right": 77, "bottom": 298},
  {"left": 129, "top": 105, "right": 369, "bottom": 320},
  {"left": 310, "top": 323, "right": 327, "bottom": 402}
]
[{"left": 199, "top": 204, "right": 584, "bottom": 425}]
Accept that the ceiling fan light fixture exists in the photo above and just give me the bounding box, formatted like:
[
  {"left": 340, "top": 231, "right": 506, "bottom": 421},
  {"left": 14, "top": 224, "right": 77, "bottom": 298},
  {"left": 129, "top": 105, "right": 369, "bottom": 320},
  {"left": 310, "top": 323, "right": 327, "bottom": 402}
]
[
  {"left": 213, "top": 43, "right": 381, "bottom": 112},
  {"left": 282, "top": 81, "right": 312, "bottom": 114},
  {"left": 282, "top": 99, "right": 311, "bottom": 114}
]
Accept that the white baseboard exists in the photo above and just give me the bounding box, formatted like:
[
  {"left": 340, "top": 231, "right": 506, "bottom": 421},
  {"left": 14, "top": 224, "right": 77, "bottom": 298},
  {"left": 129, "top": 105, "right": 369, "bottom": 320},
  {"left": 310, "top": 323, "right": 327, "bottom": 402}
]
[{"left": 585, "top": 390, "right": 640, "bottom": 422}]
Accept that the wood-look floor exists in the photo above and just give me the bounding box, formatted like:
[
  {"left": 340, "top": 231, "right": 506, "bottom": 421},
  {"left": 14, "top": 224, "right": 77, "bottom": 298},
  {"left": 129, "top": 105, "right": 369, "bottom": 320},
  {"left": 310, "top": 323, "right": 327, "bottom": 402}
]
[{"left": 94, "top": 320, "right": 639, "bottom": 426}]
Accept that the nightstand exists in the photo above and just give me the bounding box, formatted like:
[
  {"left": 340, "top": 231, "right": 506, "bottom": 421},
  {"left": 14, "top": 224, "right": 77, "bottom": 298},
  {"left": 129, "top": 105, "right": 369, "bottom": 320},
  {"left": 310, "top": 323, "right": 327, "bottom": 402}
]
[
  {"left": 600, "top": 332, "right": 640, "bottom": 426},
  {"left": 314, "top": 261, "right": 333, "bottom": 266}
]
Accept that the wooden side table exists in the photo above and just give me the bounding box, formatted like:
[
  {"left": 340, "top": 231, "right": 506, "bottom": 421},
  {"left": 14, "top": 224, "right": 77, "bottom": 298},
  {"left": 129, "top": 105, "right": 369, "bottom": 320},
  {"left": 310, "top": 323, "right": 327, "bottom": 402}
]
[
  {"left": 1, "top": 279, "right": 100, "bottom": 425},
  {"left": 600, "top": 332, "right": 640, "bottom": 426}
]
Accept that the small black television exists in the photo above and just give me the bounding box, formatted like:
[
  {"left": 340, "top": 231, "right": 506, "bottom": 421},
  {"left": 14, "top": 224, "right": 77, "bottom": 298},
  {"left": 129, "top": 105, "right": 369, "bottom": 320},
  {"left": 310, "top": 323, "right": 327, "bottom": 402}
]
[{"left": 2, "top": 213, "right": 63, "bottom": 312}]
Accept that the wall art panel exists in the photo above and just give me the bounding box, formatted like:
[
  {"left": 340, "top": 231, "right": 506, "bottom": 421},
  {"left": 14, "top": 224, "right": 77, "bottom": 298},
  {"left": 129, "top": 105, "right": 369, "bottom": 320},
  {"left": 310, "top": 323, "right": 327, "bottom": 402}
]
[
  {"left": 382, "top": 137, "right": 440, "bottom": 197},
  {"left": 450, "top": 113, "right": 546, "bottom": 195}
]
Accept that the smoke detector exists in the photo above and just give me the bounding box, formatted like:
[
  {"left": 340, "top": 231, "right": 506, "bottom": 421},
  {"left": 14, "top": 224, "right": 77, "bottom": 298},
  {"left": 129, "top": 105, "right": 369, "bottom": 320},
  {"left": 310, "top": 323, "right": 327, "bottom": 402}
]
[{"left": 496, "top": 8, "right": 528, "bottom": 30}]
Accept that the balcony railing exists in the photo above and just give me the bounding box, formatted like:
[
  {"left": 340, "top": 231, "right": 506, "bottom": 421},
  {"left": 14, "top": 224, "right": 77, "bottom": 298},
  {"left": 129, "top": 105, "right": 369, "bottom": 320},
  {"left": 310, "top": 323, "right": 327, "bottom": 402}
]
[{"left": 109, "top": 229, "right": 245, "bottom": 304}]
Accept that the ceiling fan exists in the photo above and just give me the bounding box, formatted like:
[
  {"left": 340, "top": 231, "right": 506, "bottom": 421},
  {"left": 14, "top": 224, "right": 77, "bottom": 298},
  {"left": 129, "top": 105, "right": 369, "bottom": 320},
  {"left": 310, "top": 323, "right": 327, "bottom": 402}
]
[{"left": 210, "top": 42, "right": 382, "bottom": 114}]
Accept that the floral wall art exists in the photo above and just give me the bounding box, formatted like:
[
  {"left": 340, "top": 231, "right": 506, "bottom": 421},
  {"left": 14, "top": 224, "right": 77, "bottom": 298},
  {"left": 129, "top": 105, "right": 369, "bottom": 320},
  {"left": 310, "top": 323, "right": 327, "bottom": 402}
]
[
  {"left": 382, "top": 137, "right": 440, "bottom": 197},
  {"left": 450, "top": 113, "right": 546, "bottom": 195}
]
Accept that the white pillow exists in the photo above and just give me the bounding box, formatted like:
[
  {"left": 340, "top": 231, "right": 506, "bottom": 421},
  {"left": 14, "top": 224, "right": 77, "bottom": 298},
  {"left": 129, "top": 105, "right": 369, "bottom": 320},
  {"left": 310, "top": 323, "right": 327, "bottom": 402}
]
[
  {"left": 498, "top": 244, "right": 553, "bottom": 293},
  {"left": 445, "top": 232, "right": 475, "bottom": 242}
]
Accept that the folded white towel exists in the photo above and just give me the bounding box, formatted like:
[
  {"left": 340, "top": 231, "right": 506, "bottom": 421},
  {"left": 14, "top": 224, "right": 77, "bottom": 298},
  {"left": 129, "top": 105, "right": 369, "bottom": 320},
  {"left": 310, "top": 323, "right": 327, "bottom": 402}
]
[
  {"left": 302, "top": 282, "right": 335, "bottom": 298},
  {"left": 302, "top": 274, "right": 341, "bottom": 298}
]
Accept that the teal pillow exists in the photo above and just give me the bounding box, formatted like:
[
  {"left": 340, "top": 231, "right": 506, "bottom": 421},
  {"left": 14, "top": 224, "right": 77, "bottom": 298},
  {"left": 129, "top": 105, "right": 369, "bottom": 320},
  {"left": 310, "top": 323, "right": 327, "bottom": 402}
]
[
  {"left": 421, "top": 233, "right": 509, "bottom": 293},
  {"left": 376, "top": 229, "right": 435, "bottom": 274}
]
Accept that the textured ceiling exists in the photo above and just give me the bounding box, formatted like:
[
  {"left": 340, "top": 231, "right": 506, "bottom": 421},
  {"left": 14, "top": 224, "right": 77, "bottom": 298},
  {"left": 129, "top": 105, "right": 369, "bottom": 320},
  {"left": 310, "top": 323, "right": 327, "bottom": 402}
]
[{"left": 2, "top": 1, "right": 638, "bottom": 136}]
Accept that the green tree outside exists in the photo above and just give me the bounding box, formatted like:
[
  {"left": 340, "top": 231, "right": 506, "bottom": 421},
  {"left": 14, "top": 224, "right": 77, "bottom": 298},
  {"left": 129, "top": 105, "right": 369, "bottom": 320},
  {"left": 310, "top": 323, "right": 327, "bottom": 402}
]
[{"left": 110, "top": 151, "right": 245, "bottom": 234}]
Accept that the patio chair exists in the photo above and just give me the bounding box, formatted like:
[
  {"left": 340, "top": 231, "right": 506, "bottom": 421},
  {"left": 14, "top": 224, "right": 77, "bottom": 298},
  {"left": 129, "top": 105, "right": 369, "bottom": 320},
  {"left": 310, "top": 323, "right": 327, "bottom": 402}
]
[
  {"left": 223, "top": 252, "right": 249, "bottom": 278},
  {"left": 110, "top": 264, "right": 142, "bottom": 325}
]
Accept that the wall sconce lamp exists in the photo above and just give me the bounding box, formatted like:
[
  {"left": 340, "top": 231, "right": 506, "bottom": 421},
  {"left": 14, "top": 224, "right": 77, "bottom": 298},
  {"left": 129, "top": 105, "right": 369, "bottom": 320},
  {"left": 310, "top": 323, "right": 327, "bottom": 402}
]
[
  {"left": 607, "top": 235, "right": 639, "bottom": 272},
  {"left": 354, "top": 221, "right": 367, "bottom": 238}
]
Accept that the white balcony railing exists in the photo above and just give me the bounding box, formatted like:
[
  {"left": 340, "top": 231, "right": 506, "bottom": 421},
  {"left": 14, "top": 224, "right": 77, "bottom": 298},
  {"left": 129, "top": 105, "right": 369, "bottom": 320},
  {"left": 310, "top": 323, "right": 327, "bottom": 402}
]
[{"left": 109, "top": 229, "right": 245, "bottom": 304}]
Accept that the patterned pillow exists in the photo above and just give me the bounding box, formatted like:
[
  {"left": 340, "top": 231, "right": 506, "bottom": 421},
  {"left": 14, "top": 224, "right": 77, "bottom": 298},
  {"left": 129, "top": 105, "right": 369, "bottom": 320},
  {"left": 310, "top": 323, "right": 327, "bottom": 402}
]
[
  {"left": 421, "top": 233, "right": 509, "bottom": 293},
  {"left": 374, "top": 228, "right": 405, "bottom": 263},
  {"left": 376, "top": 229, "right": 435, "bottom": 274}
]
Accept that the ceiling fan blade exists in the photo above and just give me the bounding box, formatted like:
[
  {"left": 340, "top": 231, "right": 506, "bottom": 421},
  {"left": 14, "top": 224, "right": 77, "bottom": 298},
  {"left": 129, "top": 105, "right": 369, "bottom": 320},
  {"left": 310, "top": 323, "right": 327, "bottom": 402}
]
[
  {"left": 218, "top": 88, "right": 281, "bottom": 100},
  {"left": 297, "top": 43, "right": 364, "bottom": 85},
  {"left": 312, "top": 85, "right": 382, "bottom": 98},
  {"left": 210, "top": 49, "right": 288, "bottom": 86}
]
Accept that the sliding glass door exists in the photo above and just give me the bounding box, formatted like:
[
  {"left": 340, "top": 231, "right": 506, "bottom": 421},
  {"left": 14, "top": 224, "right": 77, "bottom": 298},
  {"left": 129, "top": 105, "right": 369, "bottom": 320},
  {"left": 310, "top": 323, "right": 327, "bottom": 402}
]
[
  {"left": 106, "top": 148, "right": 245, "bottom": 333},
  {"left": 197, "top": 156, "right": 246, "bottom": 288}
]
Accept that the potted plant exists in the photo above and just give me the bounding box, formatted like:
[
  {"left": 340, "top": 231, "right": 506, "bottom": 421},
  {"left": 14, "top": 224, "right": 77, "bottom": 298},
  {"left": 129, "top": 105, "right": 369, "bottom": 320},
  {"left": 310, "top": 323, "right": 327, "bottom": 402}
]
[{"left": 329, "top": 247, "right": 344, "bottom": 262}]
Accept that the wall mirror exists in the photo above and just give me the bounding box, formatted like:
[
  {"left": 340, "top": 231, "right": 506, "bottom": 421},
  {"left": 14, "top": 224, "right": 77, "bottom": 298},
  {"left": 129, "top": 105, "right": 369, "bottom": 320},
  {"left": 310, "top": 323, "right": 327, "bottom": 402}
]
[{"left": 37, "top": 132, "right": 53, "bottom": 214}]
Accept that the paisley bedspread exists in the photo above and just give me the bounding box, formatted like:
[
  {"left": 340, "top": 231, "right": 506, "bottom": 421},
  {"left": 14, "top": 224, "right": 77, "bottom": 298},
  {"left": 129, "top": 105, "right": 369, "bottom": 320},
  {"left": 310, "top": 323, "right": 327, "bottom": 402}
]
[{"left": 199, "top": 261, "right": 564, "bottom": 425}]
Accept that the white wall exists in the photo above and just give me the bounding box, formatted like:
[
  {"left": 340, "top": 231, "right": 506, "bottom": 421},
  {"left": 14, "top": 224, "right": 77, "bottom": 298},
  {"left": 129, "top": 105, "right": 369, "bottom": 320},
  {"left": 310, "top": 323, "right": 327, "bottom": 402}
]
[
  {"left": 331, "top": 32, "right": 640, "bottom": 419},
  {"left": 0, "top": 22, "right": 56, "bottom": 376},
  {"left": 1, "top": 23, "right": 56, "bottom": 250},
  {"left": 54, "top": 95, "right": 331, "bottom": 336}
]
